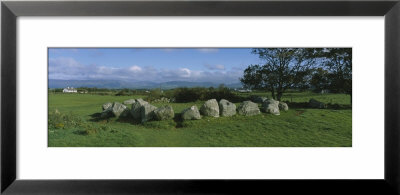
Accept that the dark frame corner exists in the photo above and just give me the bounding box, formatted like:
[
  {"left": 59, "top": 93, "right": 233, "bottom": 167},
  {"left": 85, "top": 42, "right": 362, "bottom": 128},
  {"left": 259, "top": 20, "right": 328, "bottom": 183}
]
[{"left": 2, "top": 0, "right": 400, "bottom": 194}]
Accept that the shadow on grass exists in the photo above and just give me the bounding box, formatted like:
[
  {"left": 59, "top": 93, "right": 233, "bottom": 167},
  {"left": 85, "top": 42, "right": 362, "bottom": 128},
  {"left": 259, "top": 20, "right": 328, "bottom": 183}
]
[
  {"left": 88, "top": 112, "right": 105, "bottom": 122},
  {"left": 88, "top": 112, "right": 138, "bottom": 124},
  {"left": 287, "top": 102, "right": 351, "bottom": 110},
  {"left": 73, "top": 129, "right": 87, "bottom": 135},
  {"left": 173, "top": 113, "right": 184, "bottom": 128},
  {"left": 116, "top": 116, "right": 141, "bottom": 125}
]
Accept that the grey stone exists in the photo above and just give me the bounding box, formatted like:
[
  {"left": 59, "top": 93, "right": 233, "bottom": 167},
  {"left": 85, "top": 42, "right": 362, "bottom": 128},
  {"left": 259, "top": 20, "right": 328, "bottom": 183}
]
[
  {"left": 102, "top": 102, "right": 112, "bottom": 111},
  {"left": 131, "top": 99, "right": 149, "bottom": 120},
  {"left": 111, "top": 102, "right": 129, "bottom": 117},
  {"left": 219, "top": 99, "right": 236, "bottom": 117},
  {"left": 100, "top": 108, "right": 113, "bottom": 118},
  {"left": 123, "top": 99, "right": 136, "bottom": 105},
  {"left": 309, "top": 98, "right": 326, "bottom": 109},
  {"left": 279, "top": 102, "right": 289, "bottom": 111},
  {"left": 200, "top": 99, "right": 219, "bottom": 117},
  {"left": 154, "top": 105, "right": 175, "bottom": 121},
  {"left": 101, "top": 102, "right": 129, "bottom": 118},
  {"left": 262, "top": 99, "right": 280, "bottom": 115},
  {"left": 237, "top": 101, "right": 261, "bottom": 116},
  {"left": 253, "top": 96, "right": 268, "bottom": 103},
  {"left": 181, "top": 106, "right": 201, "bottom": 120},
  {"left": 141, "top": 103, "right": 157, "bottom": 123}
]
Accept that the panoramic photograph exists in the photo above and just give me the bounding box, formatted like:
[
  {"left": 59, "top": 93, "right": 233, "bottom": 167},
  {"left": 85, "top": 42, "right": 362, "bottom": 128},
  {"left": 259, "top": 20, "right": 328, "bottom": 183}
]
[{"left": 48, "top": 48, "right": 352, "bottom": 147}]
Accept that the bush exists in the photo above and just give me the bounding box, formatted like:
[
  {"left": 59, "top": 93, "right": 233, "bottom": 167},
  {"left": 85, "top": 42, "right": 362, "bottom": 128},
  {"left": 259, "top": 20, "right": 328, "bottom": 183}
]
[
  {"left": 49, "top": 109, "right": 117, "bottom": 135},
  {"left": 207, "top": 87, "right": 239, "bottom": 102},
  {"left": 115, "top": 88, "right": 135, "bottom": 96},
  {"left": 171, "top": 87, "right": 241, "bottom": 103},
  {"left": 145, "top": 89, "right": 164, "bottom": 102},
  {"left": 172, "top": 87, "right": 205, "bottom": 102},
  {"left": 48, "top": 110, "right": 84, "bottom": 129}
]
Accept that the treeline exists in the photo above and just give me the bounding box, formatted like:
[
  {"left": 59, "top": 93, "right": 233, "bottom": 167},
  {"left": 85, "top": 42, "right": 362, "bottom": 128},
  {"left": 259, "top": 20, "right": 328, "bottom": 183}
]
[
  {"left": 172, "top": 85, "right": 240, "bottom": 102},
  {"left": 144, "top": 85, "right": 241, "bottom": 103},
  {"left": 48, "top": 87, "right": 152, "bottom": 96},
  {"left": 49, "top": 87, "right": 116, "bottom": 93}
]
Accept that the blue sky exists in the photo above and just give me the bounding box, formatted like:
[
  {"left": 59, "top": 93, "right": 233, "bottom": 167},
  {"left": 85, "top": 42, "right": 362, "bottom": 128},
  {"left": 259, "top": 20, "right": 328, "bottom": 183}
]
[{"left": 48, "top": 48, "right": 261, "bottom": 83}]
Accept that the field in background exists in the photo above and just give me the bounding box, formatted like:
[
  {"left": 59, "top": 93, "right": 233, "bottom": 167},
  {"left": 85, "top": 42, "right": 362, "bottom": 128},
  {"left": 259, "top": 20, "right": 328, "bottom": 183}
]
[{"left": 48, "top": 92, "right": 352, "bottom": 147}]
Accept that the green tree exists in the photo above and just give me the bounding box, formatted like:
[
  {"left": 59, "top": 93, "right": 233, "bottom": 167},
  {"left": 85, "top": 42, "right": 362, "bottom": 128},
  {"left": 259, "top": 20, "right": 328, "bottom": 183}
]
[
  {"left": 319, "top": 48, "right": 352, "bottom": 103},
  {"left": 310, "top": 67, "right": 330, "bottom": 92},
  {"left": 240, "top": 48, "right": 317, "bottom": 101}
]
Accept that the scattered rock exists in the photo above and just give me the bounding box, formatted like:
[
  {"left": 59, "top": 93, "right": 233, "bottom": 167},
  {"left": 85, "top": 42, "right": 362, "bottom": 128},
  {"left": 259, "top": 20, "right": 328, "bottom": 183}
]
[
  {"left": 237, "top": 101, "right": 260, "bottom": 116},
  {"left": 309, "top": 98, "right": 326, "bottom": 109},
  {"left": 101, "top": 102, "right": 129, "bottom": 118},
  {"left": 181, "top": 106, "right": 201, "bottom": 120},
  {"left": 153, "top": 105, "right": 175, "bottom": 121},
  {"left": 262, "top": 99, "right": 280, "bottom": 115},
  {"left": 200, "top": 99, "right": 219, "bottom": 117},
  {"left": 102, "top": 102, "right": 112, "bottom": 111},
  {"left": 219, "top": 99, "right": 236, "bottom": 117},
  {"left": 141, "top": 103, "right": 157, "bottom": 123},
  {"left": 279, "top": 102, "right": 289, "bottom": 111},
  {"left": 123, "top": 99, "right": 136, "bottom": 105},
  {"left": 111, "top": 102, "right": 130, "bottom": 117},
  {"left": 131, "top": 99, "right": 149, "bottom": 120}
]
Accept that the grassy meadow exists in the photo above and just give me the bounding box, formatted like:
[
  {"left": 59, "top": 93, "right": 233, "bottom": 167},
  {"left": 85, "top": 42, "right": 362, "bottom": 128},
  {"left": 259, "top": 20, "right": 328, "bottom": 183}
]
[{"left": 48, "top": 91, "right": 352, "bottom": 147}]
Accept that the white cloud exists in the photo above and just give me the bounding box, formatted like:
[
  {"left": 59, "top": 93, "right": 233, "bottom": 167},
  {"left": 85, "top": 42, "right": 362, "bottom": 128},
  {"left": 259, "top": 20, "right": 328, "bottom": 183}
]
[
  {"left": 129, "top": 65, "right": 142, "bottom": 72},
  {"left": 179, "top": 68, "right": 191, "bottom": 78},
  {"left": 49, "top": 57, "right": 242, "bottom": 83}
]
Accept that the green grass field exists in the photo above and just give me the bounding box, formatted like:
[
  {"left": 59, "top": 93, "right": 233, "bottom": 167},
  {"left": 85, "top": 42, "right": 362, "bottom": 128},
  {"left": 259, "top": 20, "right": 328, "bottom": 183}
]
[{"left": 48, "top": 92, "right": 352, "bottom": 147}]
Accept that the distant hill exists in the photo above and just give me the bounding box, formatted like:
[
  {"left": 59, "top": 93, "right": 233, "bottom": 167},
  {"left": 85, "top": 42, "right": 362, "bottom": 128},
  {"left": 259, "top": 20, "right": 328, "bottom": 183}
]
[{"left": 48, "top": 79, "right": 243, "bottom": 89}]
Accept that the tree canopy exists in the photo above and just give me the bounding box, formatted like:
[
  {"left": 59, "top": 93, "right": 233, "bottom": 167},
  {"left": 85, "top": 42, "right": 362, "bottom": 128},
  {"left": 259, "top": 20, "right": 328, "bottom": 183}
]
[
  {"left": 240, "top": 48, "right": 352, "bottom": 102},
  {"left": 240, "top": 48, "right": 318, "bottom": 100}
]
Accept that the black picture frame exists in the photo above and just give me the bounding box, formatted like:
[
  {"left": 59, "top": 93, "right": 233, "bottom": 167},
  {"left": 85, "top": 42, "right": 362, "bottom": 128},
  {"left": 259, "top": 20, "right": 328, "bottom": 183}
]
[{"left": 2, "top": 0, "right": 399, "bottom": 194}]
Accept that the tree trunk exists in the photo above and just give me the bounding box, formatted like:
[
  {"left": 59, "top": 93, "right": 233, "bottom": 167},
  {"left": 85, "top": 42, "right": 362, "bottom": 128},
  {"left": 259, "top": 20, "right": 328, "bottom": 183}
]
[
  {"left": 271, "top": 88, "right": 276, "bottom": 100},
  {"left": 277, "top": 92, "right": 283, "bottom": 101}
]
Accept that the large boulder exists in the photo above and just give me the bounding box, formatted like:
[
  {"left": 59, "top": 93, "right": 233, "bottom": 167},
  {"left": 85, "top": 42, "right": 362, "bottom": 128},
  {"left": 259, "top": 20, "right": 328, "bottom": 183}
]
[
  {"left": 141, "top": 103, "right": 157, "bottom": 123},
  {"left": 131, "top": 99, "right": 149, "bottom": 120},
  {"left": 252, "top": 96, "right": 268, "bottom": 103},
  {"left": 237, "top": 101, "right": 260, "bottom": 116},
  {"left": 219, "top": 99, "right": 236, "bottom": 117},
  {"left": 309, "top": 98, "right": 326, "bottom": 109},
  {"left": 200, "top": 99, "right": 219, "bottom": 117},
  {"left": 111, "top": 102, "right": 130, "bottom": 117},
  {"left": 101, "top": 102, "right": 129, "bottom": 118},
  {"left": 153, "top": 105, "right": 175, "bottom": 121},
  {"left": 102, "top": 102, "right": 112, "bottom": 111},
  {"left": 279, "top": 102, "right": 289, "bottom": 111},
  {"left": 100, "top": 108, "right": 113, "bottom": 118},
  {"left": 181, "top": 106, "right": 201, "bottom": 120},
  {"left": 123, "top": 99, "right": 136, "bottom": 105},
  {"left": 262, "top": 99, "right": 280, "bottom": 115}
]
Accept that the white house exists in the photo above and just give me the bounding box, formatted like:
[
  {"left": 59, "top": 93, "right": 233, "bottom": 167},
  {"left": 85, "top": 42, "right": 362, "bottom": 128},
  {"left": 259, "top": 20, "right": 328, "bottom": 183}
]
[
  {"left": 237, "top": 89, "right": 252, "bottom": 93},
  {"left": 63, "top": 87, "right": 77, "bottom": 93}
]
